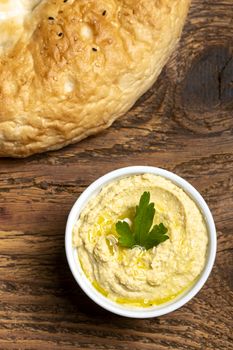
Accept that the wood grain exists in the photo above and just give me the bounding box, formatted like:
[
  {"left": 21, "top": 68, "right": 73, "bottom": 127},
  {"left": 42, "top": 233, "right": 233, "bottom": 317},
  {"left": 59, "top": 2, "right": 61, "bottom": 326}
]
[{"left": 0, "top": 1, "right": 232, "bottom": 349}]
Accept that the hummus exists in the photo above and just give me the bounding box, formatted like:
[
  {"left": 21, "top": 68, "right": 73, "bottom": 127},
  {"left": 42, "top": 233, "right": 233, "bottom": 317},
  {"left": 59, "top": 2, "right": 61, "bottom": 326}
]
[{"left": 73, "top": 174, "right": 208, "bottom": 307}]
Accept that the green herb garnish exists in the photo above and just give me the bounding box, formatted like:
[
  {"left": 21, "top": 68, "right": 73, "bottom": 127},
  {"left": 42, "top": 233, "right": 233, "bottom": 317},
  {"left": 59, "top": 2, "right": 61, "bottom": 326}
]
[{"left": 116, "top": 192, "right": 169, "bottom": 250}]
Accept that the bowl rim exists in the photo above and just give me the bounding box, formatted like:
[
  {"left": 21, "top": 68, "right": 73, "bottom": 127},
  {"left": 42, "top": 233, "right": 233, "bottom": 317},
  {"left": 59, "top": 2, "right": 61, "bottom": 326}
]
[{"left": 65, "top": 166, "right": 217, "bottom": 318}]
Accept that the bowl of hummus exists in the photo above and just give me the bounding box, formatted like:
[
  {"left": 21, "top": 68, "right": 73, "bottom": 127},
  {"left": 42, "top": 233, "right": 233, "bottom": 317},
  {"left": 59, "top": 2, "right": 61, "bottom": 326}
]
[{"left": 65, "top": 166, "right": 216, "bottom": 318}]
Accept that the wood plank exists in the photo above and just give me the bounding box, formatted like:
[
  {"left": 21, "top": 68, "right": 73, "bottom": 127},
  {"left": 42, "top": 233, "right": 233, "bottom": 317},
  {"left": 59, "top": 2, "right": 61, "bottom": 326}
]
[{"left": 0, "top": 0, "right": 232, "bottom": 349}]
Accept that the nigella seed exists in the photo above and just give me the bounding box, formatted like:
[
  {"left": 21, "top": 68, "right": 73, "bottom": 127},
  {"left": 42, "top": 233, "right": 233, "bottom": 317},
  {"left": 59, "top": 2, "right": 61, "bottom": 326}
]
[
  {"left": 102, "top": 10, "right": 106, "bottom": 16},
  {"left": 58, "top": 32, "right": 63, "bottom": 37},
  {"left": 92, "top": 48, "right": 97, "bottom": 52},
  {"left": 48, "top": 16, "right": 54, "bottom": 20}
]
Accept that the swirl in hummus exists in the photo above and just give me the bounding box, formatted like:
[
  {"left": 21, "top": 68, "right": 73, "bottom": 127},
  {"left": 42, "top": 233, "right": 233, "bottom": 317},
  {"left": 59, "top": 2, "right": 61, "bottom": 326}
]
[{"left": 73, "top": 174, "right": 208, "bottom": 307}]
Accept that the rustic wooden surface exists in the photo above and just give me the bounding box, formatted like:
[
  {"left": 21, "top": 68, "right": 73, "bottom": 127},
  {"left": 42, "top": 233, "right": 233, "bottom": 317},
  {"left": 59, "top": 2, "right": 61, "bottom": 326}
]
[{"left": 0, "top": 1, "right": 233, "bottom": 349}]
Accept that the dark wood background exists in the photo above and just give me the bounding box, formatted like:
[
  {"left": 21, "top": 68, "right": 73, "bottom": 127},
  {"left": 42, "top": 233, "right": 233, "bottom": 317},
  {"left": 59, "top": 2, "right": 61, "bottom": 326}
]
[{"left": 0, "top": 1, "right": 232, "bottom": 349}]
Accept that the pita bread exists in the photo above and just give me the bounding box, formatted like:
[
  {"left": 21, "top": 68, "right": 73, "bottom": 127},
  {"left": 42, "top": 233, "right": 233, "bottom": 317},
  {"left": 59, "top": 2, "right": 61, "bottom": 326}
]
[{"left": 0, "top": 0, "right": 190, "bottom": 157}]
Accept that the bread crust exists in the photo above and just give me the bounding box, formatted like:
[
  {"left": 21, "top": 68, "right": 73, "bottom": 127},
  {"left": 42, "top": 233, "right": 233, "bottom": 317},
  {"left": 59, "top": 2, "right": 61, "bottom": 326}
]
[{"left": 0, "top": 0, "right": 190, "bottom": 157}]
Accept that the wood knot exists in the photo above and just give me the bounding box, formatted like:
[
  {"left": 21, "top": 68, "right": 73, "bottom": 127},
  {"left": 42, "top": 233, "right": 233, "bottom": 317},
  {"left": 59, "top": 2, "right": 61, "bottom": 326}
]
[
  {"left": 182, "top": 46, "right": 233, "bottom": 112},
  {"left": 174, "top": 46, "right": 233, "bottom": 134}
]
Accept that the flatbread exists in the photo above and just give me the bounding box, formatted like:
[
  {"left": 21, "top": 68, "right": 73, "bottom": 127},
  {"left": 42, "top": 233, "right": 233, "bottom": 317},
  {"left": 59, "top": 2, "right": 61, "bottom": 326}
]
[{"left": 0, "top": 0, "right": 190, "bottom": 157}]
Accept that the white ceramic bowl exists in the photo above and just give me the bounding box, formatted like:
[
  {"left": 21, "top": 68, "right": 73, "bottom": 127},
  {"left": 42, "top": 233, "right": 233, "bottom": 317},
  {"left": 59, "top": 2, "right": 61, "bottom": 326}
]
[{"left": 65, "top": 166, "right": 217, "bottom": 318}]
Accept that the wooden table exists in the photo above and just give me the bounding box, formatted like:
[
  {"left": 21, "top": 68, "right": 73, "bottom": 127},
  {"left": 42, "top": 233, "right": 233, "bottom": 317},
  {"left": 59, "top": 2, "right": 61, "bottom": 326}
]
[{"left": 0, "top": 1, "right": 232, "bottom": 349}]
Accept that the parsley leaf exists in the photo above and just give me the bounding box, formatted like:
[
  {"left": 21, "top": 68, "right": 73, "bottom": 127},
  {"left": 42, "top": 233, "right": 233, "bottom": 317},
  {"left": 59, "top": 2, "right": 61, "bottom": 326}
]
[
  {"left": 134, "top": 192, "right": 155, "bottom": 246},
  {"left": 144, "top": 223, "right": 168, "bottom": 250},
  {"left": 115, "top": 192, "right": 169, "bottom": 250},
  {"left": 115, "top": 221, "right": 136, "bottom": 248}
]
